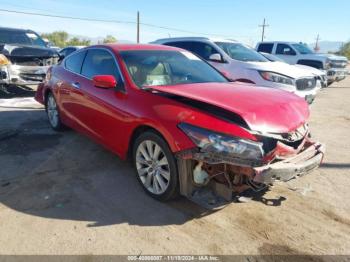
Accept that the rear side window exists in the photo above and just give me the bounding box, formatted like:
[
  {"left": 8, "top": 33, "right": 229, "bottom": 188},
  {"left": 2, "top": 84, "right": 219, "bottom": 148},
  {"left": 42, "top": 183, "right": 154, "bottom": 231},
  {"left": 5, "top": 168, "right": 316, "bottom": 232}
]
[
  {"left": 257, "top": 43, "right": 274, "bottom": 53},
  {"left": 81, "top": 49, "right": 122, "bottom": 82},
  {"left": 276, "top": 44, "right": 296, "bottom": 55},
  {"left": 165, "top": 41, "right": 217, "bottom": 60},
  {"left": 65, "top": 50, "right": 86, "bottom": 74}
]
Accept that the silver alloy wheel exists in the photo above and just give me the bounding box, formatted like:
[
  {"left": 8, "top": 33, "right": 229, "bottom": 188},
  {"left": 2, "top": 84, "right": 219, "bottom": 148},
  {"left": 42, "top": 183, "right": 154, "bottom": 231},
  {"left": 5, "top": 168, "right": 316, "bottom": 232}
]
[
  {"left": 135, "top": 140, "right": 171, "bottom": 195},
  {"left": 47, "top": 95, "right": 59, "bottom": 128}
]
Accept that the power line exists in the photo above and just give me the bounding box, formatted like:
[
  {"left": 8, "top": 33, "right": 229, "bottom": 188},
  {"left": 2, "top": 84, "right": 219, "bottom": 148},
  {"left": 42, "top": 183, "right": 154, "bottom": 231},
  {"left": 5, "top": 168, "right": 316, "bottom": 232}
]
[
  {"left": 0, "top": 8, "right": 135, "bottom": 24},
  {"left": 0, "top": 8, "right": 235, "bottom": 38}
]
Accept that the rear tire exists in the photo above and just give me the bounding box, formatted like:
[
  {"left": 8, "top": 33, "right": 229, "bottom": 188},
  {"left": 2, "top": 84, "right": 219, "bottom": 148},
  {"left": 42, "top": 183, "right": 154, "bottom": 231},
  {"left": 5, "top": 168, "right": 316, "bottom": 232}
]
[
  {"left": 45, "top": 92, "right": 64, "bottom": 131},
  {"left": 132, "top": 131, "right": 179, "bottom": 201}
]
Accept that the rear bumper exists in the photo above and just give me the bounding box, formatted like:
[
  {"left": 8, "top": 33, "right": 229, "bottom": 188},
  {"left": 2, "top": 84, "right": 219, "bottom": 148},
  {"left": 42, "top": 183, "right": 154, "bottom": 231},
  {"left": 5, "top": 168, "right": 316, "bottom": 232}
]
[
  {"left": 0, "top": 64, "right": 49, "bottom": 85},
  {"left": 253, "top": 143, "right": 325, "bottom": 184}
]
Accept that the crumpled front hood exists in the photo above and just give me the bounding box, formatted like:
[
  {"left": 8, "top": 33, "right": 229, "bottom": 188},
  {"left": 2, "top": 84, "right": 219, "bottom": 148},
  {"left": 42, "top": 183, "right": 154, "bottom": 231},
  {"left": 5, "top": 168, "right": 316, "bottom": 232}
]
[
  {"left": 150, "top": 82, "right": 309, "bottom": 134},
  {"left": 244, "top": 61, "right": 314, "bottom": 79},
  {"left": 0, "top": 44, "right": 58, "bottom": 58}
]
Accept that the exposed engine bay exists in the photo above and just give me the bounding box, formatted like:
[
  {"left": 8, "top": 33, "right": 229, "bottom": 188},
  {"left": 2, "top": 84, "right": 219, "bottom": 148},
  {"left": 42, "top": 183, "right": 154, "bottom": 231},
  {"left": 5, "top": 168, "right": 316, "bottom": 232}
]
[{"left": 0, "top": 43, "right": 59, "bottom": 85}]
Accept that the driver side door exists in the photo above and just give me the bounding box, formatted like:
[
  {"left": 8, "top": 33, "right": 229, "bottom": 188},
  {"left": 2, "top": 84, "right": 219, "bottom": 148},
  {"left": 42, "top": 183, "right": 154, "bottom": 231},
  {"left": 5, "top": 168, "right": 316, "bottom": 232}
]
[{"left": 72, "top": 48, "right": 128, "bottom": 153}]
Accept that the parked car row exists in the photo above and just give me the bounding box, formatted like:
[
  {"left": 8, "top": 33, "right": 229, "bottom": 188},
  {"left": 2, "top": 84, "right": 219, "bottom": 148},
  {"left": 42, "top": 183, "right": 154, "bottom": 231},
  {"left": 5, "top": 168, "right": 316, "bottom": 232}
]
[
  {"left": 3, "top": 26, "right": 347, "bottom": 207},
  {"left": 152, "top": 37, "right": 328, "bottom": 103}
]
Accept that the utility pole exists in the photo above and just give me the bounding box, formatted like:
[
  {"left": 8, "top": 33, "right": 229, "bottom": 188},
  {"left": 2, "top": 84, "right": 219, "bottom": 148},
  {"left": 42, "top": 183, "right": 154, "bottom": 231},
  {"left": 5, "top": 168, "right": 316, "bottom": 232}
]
[
  {"left": 259, "top": 18, "right": 269, "bottom": 42},
  {"left": 314, "top": 34, "right": 320, "bottom": 52},
  {"left": 137, "top": 11, "right": 140, "bottom": 43}
]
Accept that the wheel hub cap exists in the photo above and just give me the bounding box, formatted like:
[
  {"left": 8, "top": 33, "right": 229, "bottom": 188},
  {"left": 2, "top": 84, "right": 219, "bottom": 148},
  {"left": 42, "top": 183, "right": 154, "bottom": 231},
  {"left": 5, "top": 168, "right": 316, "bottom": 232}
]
[{"left": 135, "top": 140, "right": 171, "bottom": 195}]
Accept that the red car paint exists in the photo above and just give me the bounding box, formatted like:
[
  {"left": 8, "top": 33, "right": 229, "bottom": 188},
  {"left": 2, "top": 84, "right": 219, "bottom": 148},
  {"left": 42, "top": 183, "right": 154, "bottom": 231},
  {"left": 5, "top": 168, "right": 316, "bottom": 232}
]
[
  {"left": 35, "top": 44, "right": 310, "bottom": 161},
  {"left": 149, "top": 82, "right": 309, "bottom": 134}
]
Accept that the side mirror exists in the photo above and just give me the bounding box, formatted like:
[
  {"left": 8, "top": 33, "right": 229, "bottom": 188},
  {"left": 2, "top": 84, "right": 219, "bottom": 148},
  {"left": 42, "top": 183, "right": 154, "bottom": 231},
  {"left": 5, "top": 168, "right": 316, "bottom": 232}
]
[
  {"left": 209, "top": 53, "right": 223, "bottom": 63},
  {"left": 92, "top": 75, "right": 117, "bottom": 89}
]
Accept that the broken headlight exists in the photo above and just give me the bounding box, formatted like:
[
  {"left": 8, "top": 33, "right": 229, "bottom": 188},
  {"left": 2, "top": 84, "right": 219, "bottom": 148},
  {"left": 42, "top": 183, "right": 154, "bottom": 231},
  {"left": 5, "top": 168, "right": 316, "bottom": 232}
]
[{"left": 178, "top": 123, "right": 264, "bottom": 160}]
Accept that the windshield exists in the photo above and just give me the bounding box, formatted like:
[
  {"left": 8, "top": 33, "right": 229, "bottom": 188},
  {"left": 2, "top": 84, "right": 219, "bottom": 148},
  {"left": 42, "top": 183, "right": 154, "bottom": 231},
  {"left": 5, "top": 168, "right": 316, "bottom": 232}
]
[
  {"left": 215, "top": 42, "right": 268, "bottom": 62},
  {"left": 0, "top": 30, "right": 47, "bottom": 47},
  {"left": 291, "top": 44, "right": 314, "bottom": 54},
  {"left": 120, "top": 50, "right": 228, "bottom": 87}
]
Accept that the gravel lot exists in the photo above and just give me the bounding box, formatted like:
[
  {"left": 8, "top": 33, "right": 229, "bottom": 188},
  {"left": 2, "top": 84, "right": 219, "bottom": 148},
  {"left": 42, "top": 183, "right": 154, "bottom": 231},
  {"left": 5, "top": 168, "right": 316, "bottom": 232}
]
[{"left": 0, "top": 77, "right": 349, "bottom": 256}]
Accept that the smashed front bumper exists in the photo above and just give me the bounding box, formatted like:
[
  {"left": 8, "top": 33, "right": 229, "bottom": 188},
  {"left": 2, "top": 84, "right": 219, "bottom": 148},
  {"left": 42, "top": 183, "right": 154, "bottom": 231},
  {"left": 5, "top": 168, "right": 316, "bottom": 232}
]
[
  {"left": 0, "top": 64, "right": 49, "bottom": 86},
  {"left": 188, "top": 141, "right": 325, "bottom": 186},
  {"left": 176, "top": 136, "right": 325, "bottom": 209},
  {"left": 253, "top": 143, "right": 325, "bottom": 184}
]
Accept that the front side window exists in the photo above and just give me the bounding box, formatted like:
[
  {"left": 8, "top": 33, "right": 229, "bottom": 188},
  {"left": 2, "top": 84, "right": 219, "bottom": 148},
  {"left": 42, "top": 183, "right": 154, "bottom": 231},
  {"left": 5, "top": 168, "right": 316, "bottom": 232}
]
[
  {"left": 120, "top": 50, "right": 227, "bottom": 87},
  {"left": 65, "top": 50, "right": 86, "bottom": 74},
  {"left": 291, "top": 44, "right": 314, "bottom": 54},
  {"left": 276, "top": 44, "right": 296, "bottom": 55},
  {"left": 215, "top": 42, "right": 268, "bottom": 62},
  {"left": 0, "top": 29, "right": 47, "bottom": 47},
  {"left": 81, "top": 49, "right": 121, "bottom": 82}
]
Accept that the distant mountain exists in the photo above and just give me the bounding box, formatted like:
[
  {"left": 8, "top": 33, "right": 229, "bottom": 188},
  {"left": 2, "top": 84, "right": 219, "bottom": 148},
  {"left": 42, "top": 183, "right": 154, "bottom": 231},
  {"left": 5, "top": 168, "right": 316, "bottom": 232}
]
[{"left": 308, "top": 41, "right": 344, "bottom": 53}]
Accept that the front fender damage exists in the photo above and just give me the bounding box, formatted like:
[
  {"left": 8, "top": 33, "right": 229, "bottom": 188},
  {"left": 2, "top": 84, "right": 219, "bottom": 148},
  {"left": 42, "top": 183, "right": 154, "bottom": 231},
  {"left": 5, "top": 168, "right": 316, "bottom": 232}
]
[{"left": 176, "top": 135, "right": 325, "bottom": 210}]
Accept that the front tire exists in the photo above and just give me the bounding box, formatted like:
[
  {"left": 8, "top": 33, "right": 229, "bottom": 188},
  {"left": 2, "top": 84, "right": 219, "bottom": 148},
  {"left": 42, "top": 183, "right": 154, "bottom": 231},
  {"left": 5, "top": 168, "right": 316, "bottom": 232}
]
[
  {"left": 132, "top": 131, "right": 179, "bottom": 201},
  {"left": 46, "top": 92, "right": 64, "bottom": 131}
]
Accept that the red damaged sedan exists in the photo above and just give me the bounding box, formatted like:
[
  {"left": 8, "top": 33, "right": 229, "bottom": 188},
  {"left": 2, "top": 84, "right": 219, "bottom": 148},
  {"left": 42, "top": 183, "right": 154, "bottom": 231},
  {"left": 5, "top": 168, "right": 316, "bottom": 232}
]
[{"left": 35, "top": 44, "right": 324, "bottom": 208}]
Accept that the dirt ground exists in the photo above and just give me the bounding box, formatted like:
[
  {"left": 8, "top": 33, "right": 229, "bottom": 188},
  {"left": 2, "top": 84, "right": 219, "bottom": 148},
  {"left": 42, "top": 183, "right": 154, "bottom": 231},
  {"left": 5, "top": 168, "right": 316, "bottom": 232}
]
[{"left": 0, "top": 77, "right": 349, "bottom": 256}]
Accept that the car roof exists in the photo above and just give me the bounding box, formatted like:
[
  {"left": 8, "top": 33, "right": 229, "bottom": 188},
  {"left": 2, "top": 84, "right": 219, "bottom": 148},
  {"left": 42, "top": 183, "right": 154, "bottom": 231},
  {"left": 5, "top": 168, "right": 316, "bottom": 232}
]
[
  {"left": 88, "top": 43, "right": 182, "bottom": 52},
  {"left": 0, "top": 26, "right": 36, "bottom": 33},
  {"left": 152, "top": 37, "right": 239, "bottom": 44},
  {"left": 257, "top": 41, "right": 299, "bottom": 45}
]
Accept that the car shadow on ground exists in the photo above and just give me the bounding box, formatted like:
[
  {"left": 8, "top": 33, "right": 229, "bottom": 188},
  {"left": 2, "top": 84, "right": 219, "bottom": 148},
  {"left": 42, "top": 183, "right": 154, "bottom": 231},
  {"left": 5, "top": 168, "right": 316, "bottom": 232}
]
[{"left": 0, "top": 109, "right": 285, "bottom": 227}]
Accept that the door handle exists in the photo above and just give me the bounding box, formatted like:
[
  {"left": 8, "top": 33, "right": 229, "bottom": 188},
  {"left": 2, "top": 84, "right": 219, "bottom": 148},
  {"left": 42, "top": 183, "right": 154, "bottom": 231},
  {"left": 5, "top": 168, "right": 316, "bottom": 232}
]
[{"left": 71, "top": 82, "right": 80, "bottom": 89}]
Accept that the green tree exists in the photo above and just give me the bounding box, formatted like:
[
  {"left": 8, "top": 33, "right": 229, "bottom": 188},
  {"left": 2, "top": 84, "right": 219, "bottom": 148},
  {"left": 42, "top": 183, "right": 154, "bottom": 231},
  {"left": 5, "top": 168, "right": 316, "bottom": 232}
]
[
  {"left": 41, "top": 31, "right": 68, "bottom": 47},
  {"left": 103, "top": 35, "right": 117, "bottom": 44},
  {"left": 339, "top": 42, "right": 350, "bottom": 59},
  {"left": 66, "top": 37, "right": 91, "bottom": 47}
]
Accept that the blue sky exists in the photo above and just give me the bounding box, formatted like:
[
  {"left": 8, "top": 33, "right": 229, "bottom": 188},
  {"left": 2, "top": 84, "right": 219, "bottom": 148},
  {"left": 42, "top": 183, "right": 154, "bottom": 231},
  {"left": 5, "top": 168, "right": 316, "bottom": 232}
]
[{"left": 0, "top": 0, "right": 349, "bottom": 45}]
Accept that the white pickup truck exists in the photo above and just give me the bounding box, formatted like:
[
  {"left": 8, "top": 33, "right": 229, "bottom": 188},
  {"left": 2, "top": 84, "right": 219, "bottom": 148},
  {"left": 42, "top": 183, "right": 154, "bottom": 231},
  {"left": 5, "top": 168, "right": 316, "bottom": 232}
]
[{"left": 256, "top": 41, "right": 348, "bottom": 85}]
